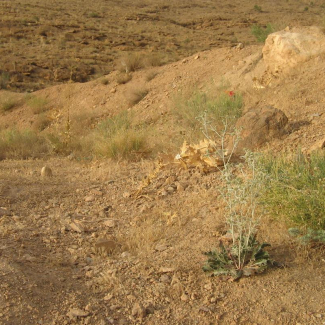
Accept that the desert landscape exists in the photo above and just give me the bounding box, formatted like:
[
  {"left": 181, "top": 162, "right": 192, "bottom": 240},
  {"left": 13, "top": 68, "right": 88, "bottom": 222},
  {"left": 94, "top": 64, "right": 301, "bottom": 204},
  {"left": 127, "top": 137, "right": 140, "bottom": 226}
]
[{"left": 1, "top": 0, "right": 325, "bottom": 324}]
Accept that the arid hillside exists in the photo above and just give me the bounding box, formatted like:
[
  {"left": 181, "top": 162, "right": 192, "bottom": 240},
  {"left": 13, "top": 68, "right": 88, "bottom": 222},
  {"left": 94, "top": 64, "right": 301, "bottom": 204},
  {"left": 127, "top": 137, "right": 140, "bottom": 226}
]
[{"left": 1, "top": 2, "right": 325, "bottom": 325}]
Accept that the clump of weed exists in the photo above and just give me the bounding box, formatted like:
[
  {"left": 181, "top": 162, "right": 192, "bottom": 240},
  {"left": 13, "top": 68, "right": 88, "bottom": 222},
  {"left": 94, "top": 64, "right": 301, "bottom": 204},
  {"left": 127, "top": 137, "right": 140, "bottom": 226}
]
[
  {"left": 0, "top": 129, "right": 50, "bottom": 160},
  {"left": 145, "top": 53, "right": 164, "bottom": 67},
  {"left": 253, "top": 5, "right": 262, "bottom": 12},
  {"left": 88, "top": 12, "right": 101, "bottom": 18},
  {"left": 100, "top": 78, "right": 109, "bottom": 85},
  {"left": 251, "top": 24, "right": 275, "bottom": 42},
  {"left": 259, "top": 151, "right": 325, "bottom": 230},
  {"left": 119, "top": 53, "right": 143, "bottom": 73},
  {"left": 145, "top": 71, "right": 158, "bottom": 82},
  {"left": 93, "top": 111, "right": 147, "bottom": 160},
  {"left": 0, "top": 72, "right": 10, "bottom": 90},
  {"left": 33, "top": 113, "right": 52, "bottom": 131},
  {"left": 174, "top": 90, "right": 243, "bottom": 141},
  {"left": 116, "top": 73, "right": 132, "bottom": 85},
  {"left": 128, "top": 87, "right": 148, "bottom": 106},
  {"left": 26, "top": 94, "right": 49, "bottom": 114},
  {"left": 200, "top": 120, "right": 271, "bottom": 280},
  {"left": 1, "top": 96, "right": 19, "bottom": 112}
]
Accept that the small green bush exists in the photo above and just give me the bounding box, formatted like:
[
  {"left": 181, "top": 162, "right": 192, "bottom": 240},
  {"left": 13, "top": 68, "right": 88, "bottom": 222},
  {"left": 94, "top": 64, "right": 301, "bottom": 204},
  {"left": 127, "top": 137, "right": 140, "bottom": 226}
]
[
  {"left": 251, "top": 24, "right": 275, "bottom": 43},
  {"left": 253, "top": 5, "right": 262, "bottom": 12},
  {"left": 26, "top": 94, "right": 49, "bottom": 114},
  {"left": 259, "top": 151, "right": 325, "bottom": 230},
  {"left": 94, "top": 111, "right": 147, "bottom": 159},
  {"left": 1, "top": 97, "right": 18, "bottom": 112},
  {"left": 174, "top": 90, "right": 243, "bottom": 139}
]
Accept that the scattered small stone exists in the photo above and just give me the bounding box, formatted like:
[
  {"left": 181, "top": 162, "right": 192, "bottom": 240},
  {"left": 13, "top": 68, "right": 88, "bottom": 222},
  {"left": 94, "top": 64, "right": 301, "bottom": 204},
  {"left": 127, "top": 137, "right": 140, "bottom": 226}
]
[
  {"left": 155, "top": 244, "right": 167, "bottom": 252},
  {"left": 103, "top": 219, "right": 116, "bottom": 228},
  {"left": 194, "top": 54, "right": 200, "bottom": 59},
  {"left": 94, "top": 239, "right": 117, "bottom": 254},
  {"left": 166, "top": 186, "right": 175, "bottom": 193},
  {"left": 0, "top": 207, "right": 10, "bottom": 217},
  {"left": 181, "top": 293, "right": 189, "bottom": 301},
  {"left": 110, "top": 88, "right": 116, "bottom": 93},
  {"left": 123, "top": 192, "right": 131, "bottom": 198},
  {"left": 85, "top": 195, "right": 95, "bottom": 202},
  {"left": 176, "top": 183, "right": 185, "bottom": 192},
  {"left": 41, "top": 166, "right": 52, "bottom": 178},
  {"left": 67, "top": 308, "right": 89, "bottom": 318},
  {"left": 91, "top": 189, "right": 103, "bottom": 196},
  {"left": 104, "top": 293, "right": 113, "bottom": 301},
  {"left": 199, "top": 306, "right": 210, "bottom": 313},
  {"left": 159, "top": 267, "right": 175, "bottom": 273},
  {"left": 132, "top": 303, "right": 147, "bottom": 318},
  {"left": 22, "top": 254, "right": 37, "bottom": 262},
  {"left": 235, "top": 43, "right": 244, "bottom": 50},
  {"left": 69, "top": 221, "right": 85, "bottom": 233},
  {"left": 121, "top": 251, "right": 131, "bottom": 258},
  {"left": 160, "top": 274, "right": 171, "bottom": 284}
]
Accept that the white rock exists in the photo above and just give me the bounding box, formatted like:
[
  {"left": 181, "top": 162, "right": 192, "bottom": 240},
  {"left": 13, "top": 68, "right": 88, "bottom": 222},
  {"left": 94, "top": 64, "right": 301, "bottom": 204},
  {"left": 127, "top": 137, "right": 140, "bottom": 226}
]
[
  {"left": 263, "top": 26, "right": 325, "bottom": 74},
  {"left": 41, "top": 166, "right": 52, "bottom": 178}
]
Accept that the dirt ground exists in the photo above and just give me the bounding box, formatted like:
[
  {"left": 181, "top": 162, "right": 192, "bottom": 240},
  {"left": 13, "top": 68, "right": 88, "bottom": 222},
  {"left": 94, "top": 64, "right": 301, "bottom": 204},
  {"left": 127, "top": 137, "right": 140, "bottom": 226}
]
[
  {"left": 1, "top": 1, "right": 325, "bottom": 325},
  {"left": 1, "top": 0, "right": 325, "bottom": 91}
]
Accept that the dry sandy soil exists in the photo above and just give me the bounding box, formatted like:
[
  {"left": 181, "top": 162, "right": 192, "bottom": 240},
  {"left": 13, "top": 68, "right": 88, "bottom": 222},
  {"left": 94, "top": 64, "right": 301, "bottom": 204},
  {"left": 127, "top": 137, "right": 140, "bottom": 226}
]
[{"left": 1, "top": 1, "right": 325, "bottom": 325}]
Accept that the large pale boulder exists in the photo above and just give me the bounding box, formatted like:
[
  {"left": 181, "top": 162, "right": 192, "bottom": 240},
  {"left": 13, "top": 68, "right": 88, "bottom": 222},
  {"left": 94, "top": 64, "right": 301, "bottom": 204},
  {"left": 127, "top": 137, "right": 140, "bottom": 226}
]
[{"left": 263, "top": 26, "right": 325, "bottom": 74}]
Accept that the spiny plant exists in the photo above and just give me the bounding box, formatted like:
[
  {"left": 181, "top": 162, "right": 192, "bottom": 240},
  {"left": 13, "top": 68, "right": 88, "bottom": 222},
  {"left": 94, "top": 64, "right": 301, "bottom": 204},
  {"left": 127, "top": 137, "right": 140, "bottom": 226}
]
[{"left": 200, "top": 116, "right": 272, "bottom": 280}]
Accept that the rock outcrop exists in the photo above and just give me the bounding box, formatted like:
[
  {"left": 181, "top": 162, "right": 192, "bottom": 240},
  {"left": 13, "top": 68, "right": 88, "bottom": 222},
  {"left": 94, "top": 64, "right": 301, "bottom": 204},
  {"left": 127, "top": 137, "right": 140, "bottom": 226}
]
[
  {"left": 233, "top": 105, "right": 288, "bottom": 152},
  {"left": 263, "top": 26, "right": 325, "bottom": 74}
]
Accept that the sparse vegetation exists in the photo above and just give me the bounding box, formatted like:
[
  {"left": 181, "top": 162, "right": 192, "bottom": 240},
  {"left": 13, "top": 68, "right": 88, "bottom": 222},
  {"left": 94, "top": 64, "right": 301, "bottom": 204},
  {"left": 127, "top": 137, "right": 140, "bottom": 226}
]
[
  {"left": 93, "top": 111, "right": 148, "bottom": 159},
  {"left": 199, "top": 117, "right": 271, "bottom": 280},
  {"left": 127, "top": 87, "right": 148, "bottom": 106},
  {"left": 100, "top": 78, "right": 109, "bottom": 85},
  {"left": 116, "top": 72, "right": 132, "bottom": 85},
  {"left": 259, "top": 151, "right": 325, "bottom": 230},
  {"left": 145, "top": 71, "right": 158, "bottom": 82},
  {"left": 253, "top": 5, "right": 262, "bottom": 12},
  {"left": 0, "top": 129, "right": 50, "bottom": 160},
  {"left": 119, "top": 53, "right": 143, "bottom": 73},
  {"left": 1, "top": 96, "right": 19, "bottom": 112},
  {"left": 0, "top": 72, "right": 10, "bottom": 90},
  {"left": 174, "top": 90, "right": 243, "bottom": 140},
  {"left": 145, "top": 53, "right": 164, "bottom": 67},
  {"left": 26, "top": 94, "right": 49, "bottom": 114},
  {"left": 251, "top": 23, "right": 275, "bottom": 42},
  {"left": 33, "top": 113, "right": 52, "bottom": 131}
]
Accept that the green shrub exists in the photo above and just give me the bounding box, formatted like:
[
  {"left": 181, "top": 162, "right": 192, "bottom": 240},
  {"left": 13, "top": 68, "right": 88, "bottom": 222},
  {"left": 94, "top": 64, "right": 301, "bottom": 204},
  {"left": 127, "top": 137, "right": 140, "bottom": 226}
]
[
  {"left": 203, "top": 152, "right": 272, "bottom": 280},
  {"left": 251, "top": 24, "right": 275, "bottom": 43},
  {"left": 0, "top": 129, "right": 50, "bottom": 160},
  {"left": 94, "top": 111, "right": 147, "bottom": 159},
  {"left": 26, "top": 94, "right": 49, "bottom": 114},
  {"left": 1, "top": 97, "right": 18, "bottom": 112},
  {"left": 253, "top": 5, "right": 262, "bottom": 12},
  {"left": 259, "top": 151, "right": 325, "bottom": 230},
  {"left": 174, "top": 90, "right": 243, "bottom": 139}
]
